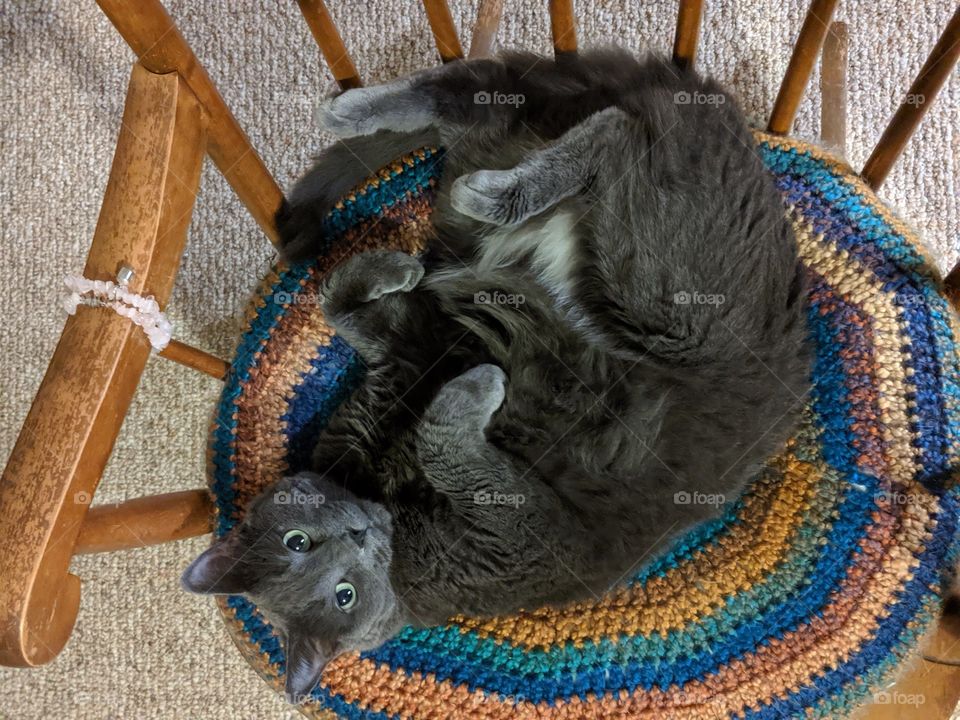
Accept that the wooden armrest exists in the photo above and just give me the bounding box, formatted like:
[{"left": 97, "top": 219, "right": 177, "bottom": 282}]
[
  {"left": 96, "top": 0, "right": 283, "bottom": 243},
  {"left": 0, "top": 63, "right": 205, "bottom": 667}
]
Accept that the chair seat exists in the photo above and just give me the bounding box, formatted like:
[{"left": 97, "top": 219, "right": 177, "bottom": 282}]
[{"left": 207, "top": 134, "right": 960, "bottom": 719}]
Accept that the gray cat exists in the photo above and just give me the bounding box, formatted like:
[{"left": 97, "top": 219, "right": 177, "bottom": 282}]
[{"left": 182, "top": 48, "right": 812, "bottom": 703}]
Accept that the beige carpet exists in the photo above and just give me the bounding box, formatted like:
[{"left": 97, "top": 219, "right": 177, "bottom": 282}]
[{"left": 1, "top": 1, "right": 957, "bottom": 718}]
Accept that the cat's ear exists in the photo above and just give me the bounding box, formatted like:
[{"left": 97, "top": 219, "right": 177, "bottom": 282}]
[
  {"left": 283, "top": 632, "right": 334, "bottom": 704},
  {"left": 291, "top": 470, "right": 360, "bottom": 504},
  {"left": 180, "top": 534, "right": 251, "bottom": 595}
]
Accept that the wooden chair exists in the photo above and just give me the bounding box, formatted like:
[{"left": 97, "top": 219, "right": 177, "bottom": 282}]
[{"left": 1, "top": 1, "right": 958, "bottom": 717}]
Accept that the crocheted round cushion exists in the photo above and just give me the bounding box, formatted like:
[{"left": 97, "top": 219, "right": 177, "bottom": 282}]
[{"left": 208, "top": 134, "right": 960, "bottom": 719}]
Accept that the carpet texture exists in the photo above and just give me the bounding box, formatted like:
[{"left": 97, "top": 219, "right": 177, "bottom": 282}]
[{"left": 0, "top": 2, "right": 957, "bottom": 719}]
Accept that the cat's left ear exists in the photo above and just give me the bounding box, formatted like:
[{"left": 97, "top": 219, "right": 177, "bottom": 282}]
[
  {"left": 283, "top": 632, "right": 334, "bottom": 704},
  {"left": 180, "top": 534, "right": 251, "bottom": 595}
]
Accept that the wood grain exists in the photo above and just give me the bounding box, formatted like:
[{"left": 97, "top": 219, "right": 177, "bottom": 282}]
[
  {"left": 74, "top": 490, "right": 213, "bottom": 555},
  {"left": 767, "top": 0, "right": 840, "bottom": 134},
  {"left": 672, "top": 0, "right": 704, "bottom": 71},
  {"left": 296, "top": 0, "right": 363, "bottom": 90},
  {"left": 423, "top": 0, "right": 465, "bottom": 63},
  {"left": 861, "top": 5, "right": 960, "bottom": 189},
  {"left": 0, "top": 64, "right": 205, "bottom": 667},
  {"left": 96, "top": 0, "right": 283, "bottom": 245}
]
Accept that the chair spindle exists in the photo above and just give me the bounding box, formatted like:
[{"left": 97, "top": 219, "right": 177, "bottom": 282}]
[
  {"left": 767, "top": 0, "right": 840, "bottom": 135},
  {"left": 423, "top": 0, "right": 465, "bottom": 63},
  {"left": 296, "top": 0, "right": 364, "bottom": 90},
  {"left": 861, "top": 5, "right": 960, "bottom": 189},
  {"left": 672, "top": 0, "right": 705, "bottom": 71}
]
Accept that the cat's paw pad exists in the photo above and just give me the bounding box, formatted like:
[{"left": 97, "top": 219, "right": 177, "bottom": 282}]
[
  {"left": 359, "top": 252, "right": 424, "bottom": 300},
  {"left": 448, "top": 364, "right": 507, "bottom": 415},
  {"left": 322, "top": 251, "right": 424, "bottom": 313},
  {"left": 450, "top": 170, "right": 525, "bottom": 225},
  {"left": 316, "top": 90, "right": 380, "bottom": 137}
]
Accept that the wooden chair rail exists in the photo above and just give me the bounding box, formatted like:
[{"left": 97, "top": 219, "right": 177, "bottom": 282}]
[
  {"left": 819, "top": 21, "right": 848, "bottom": 153},
  {"left": 0, "top": 64, "right": 206, "bottom": 667},
  {"left": 767, "top": 0, "right": 840, "bottom": 134},
  {"left": 158, "top": 339, "right": 229, "bottom": 380},
  {"left": 74, "top": 489, "right": 213, "bottom": 555},
  {"left": 95, "top": 0, "right": 284, "bottom": 245}
]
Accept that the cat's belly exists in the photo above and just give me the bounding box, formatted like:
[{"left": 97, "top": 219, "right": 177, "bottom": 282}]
[{"left": 472, "top": 209, "right": 581, "bottom": 305}]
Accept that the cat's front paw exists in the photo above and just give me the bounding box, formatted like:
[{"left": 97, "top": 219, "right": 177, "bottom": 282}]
[
  {"left": 316, "top": 89, "right": 381, "bottom": 137},
  {"left": 450, "top": 170, "right": 525, "bottom": 225},
  {"left": 321, "top": 251, "right": 424, "bottom": 316}
]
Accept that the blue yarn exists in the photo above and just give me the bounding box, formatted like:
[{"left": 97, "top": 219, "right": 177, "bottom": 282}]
[{"left": 283, "top": 335, "right": 363, "bottom": 472}]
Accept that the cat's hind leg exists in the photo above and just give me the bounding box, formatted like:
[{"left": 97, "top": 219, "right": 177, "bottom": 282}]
[
  {"left": 317, "top": 59, "right": 530, "bottom": 140},
  {"left": 317, "top": 78, "right": 439, "bottom": 138},
  {"left": 449, "top": 106, "right": 629, "bottom": 225},
  {"left": 320, "top": 49, "right": 654, "bottom": 142}
]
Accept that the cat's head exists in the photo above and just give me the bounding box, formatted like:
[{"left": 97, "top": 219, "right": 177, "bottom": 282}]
[{"left": 181, "top": 472, "right": 401, "bottom": 703}]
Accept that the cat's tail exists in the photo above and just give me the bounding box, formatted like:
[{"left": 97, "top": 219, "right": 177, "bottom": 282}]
[{"left": 277, "top": 128, "right": 440, "bottom": 263}]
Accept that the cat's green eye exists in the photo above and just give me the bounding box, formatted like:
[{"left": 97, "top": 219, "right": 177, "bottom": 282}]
[
  {"left": 335, "top": 581, "right": 357, "bottom": 611},
  {"left": 282, "top": 529, "right": 312, "bottom": 552}
]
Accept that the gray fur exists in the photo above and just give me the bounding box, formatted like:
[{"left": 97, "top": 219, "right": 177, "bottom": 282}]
[{"left": 184, "top": 48, "right": 812, "bottom": 703}]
